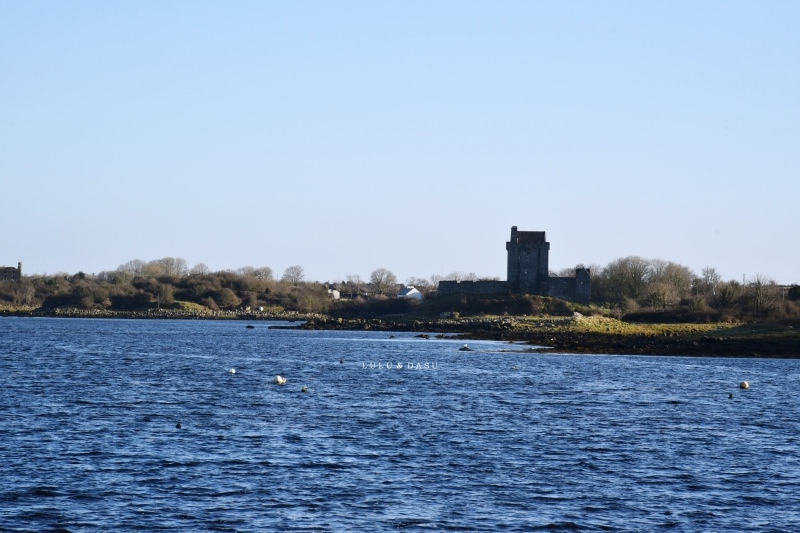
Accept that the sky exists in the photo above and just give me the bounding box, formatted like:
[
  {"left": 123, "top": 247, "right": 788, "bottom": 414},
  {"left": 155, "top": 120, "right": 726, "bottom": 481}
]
[{"left": 2, "top": 1, "right": 798, "bottom": 285}]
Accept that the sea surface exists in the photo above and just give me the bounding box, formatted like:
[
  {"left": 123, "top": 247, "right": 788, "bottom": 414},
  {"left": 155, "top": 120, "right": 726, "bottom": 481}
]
[{"left": 1, "top": 317, "right": 799, "bottom": 532}]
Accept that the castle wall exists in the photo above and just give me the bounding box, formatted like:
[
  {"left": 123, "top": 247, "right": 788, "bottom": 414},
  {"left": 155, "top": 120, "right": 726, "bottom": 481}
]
[
  {"left": 574, "top": 268, "right": 591, "bottom": 304},
  {"left": 547, "top": 276, "right": 576, "bottom": 302},
  {"left": 437, "top": 280, "right": 508, "bottom": 296},
  {"left": 546, "top": 268, "right": 591, "bottom": 304}
]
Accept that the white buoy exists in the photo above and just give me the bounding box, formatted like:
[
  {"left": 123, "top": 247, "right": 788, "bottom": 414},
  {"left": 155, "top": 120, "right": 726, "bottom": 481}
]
[
  {"left": 275, "top": 375, "right": 287, "bottom": 385},
  {"left": 739, "top": 381, "right": 749, "bottom": 389},
  {"left": 228, "top": 368, "right": 236, "bottom": 374}
]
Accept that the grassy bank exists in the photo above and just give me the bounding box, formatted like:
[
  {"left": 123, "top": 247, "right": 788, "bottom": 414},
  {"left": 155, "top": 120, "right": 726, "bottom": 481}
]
[
  {"left": 298, "top": 314, "right": 799, "bottom": 358},
  {"left": 496, "top": 315, "right": 799, "bottom": 357}
]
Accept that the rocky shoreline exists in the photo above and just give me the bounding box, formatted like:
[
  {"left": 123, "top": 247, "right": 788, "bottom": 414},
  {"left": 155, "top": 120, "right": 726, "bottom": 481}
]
[
  {"left": 293, "top": 316, "right": 800, "bottom": 358},
  {"left": 0, "top": 307, "right": 325, "bottom": 322},
  {"left": 3, "top": 308, "right": 797, "bottom": 358}
]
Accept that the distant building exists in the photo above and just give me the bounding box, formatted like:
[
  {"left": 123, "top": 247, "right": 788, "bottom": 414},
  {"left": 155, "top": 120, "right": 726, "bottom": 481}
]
[
  {"left": 0, "top": 262, "right": 22, "bottom": 282},
  {"left": 437, "top": 227, "right": 591, "bottom": 304},
  {"left": 397, "top": 286, "right": 423, "bottom": 300}
]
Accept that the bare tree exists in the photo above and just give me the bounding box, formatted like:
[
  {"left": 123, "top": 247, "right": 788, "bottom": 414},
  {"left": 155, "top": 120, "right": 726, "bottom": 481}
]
[
  {"left": 174, "top": 258, "right": 188, "bottom": 276},
  {"left": 14, "top": 282, "right": 36, "bottom": 307},
  {"left": 661, "top": 262, "right": 694, "bottom": 303},
  {"left": 345, "top": 274, "right": 363, "bottom": 298},
  {"left": 600, "top": 256, "right": 651, "bottom": 303},
  {"left": 142, "top": 261, "right": 167, "bottom": 278},
  {"left": 191, "top": 263, "right": 210, "bottom": 275},
  {"left": 406, "top": 277, "right": 432, "bottom": 290},
  {"left": 370, "top": 268, "right": 398, "bottom": 296},
  {"left": 749, "top": 274, "right": 778, "bottom": 315},
  {"left": 699, "top": 267, "right": 721, "bottom": 296},
  {"left": 118, "top": 259, "right": 145, "bottom": 277},
  {"left": 648, "top": 258, "right": 669, "bottom": 281},
  {"left": 627, "top": 257, "right": 651, "bottom": 299},
  {"left": 282, "top": 265, "right": 305, "bottom": 284},
  {"left": 253, "top": 267, "right": 274, "bottom": 281},
  {"left": 237, "top": 266, "right": 257, "bottom": 277},
  {"left": 152, "top": 257, "right": 187, "bottom": 277}
]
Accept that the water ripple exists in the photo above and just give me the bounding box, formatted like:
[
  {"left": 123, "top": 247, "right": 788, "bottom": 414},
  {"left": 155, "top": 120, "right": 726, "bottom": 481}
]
[{"left": 1, "top": 318, "right": 799, "bottom": 531}]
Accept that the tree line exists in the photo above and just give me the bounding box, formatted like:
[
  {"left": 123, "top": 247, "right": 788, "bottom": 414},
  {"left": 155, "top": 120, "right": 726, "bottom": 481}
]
[
  {"left": 579, "top": 257, "right": 798, "bottom": 322},
  {"left": 0, "top": 258, "right": 412, "bottom": 315},
  {"left": 0, "top": 256, "right": 797, "bottom": 323}
]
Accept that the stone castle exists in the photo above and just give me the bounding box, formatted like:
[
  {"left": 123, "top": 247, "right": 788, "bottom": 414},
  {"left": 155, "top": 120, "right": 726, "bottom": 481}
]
[
  {"left": 0, "top": 262, "right": 22, "bottom": 282},
  {"left": 437, "top": 227, "right": 591, "bottom": 304}
]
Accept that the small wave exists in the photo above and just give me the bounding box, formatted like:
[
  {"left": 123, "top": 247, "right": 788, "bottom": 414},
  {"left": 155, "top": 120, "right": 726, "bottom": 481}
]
[
  {"left": 529, "top": 522, "right": 587, "bottom": 531},
  {"left": 29, "top": 485, "right": 60, "bottom": 497},
  {"left": 298, "top": 461, "right": 350, "bottom": 470}
]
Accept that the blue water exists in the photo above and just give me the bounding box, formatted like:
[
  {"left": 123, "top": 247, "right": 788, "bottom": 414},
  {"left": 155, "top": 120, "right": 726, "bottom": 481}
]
[{"left": 1, "top": 318, "right": 799, "bottom": 532}]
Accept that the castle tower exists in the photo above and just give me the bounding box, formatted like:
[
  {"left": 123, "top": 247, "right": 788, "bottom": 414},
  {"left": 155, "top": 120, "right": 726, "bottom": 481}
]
[
  {"left": 574, "top": 266, "right": 591, "bottom": 304},
  {"left": 506, "top": 227, "right": 549, "bottom": 295}
]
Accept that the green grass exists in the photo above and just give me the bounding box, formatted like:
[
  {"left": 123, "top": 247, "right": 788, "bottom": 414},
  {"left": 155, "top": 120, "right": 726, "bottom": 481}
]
[{"left": 171, "top": 300, "right": 209, "bottom": 312}]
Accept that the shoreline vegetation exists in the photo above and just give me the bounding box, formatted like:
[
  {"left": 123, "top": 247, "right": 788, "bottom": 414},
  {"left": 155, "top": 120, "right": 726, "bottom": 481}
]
[
  {"left": 2, "top": 257, "right": 798, "bottom": 357},
  {"left": 3, "top": 307, "right": 797, "bottom": 358}
]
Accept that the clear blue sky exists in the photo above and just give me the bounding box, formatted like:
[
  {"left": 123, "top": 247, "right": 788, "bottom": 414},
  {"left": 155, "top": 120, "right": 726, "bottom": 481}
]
[{"left": 2, "top": 1, "right": 798, "bottom": 285}]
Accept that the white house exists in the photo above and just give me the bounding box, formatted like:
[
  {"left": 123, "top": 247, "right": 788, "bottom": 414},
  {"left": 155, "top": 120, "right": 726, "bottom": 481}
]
[{"left": 397, "top": 286, "right": 423, "bottom": 300}]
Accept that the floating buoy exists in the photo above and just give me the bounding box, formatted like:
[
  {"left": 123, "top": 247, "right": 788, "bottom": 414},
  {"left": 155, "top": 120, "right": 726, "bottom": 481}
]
[
  {"left": 275, "top": 375, "right": 287, "bottom": 385},
  {"left": 301, "top": 386, "right": 308, "bottom": 393},
  {"left": 228, "top": 368, "right": 236, "bottom": 374},
  {"left": 176, "top": 422, "right": 182, "bottom": 429},
  {"left": 739, "top": 381, "right": 749, "bottom": 389}
]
